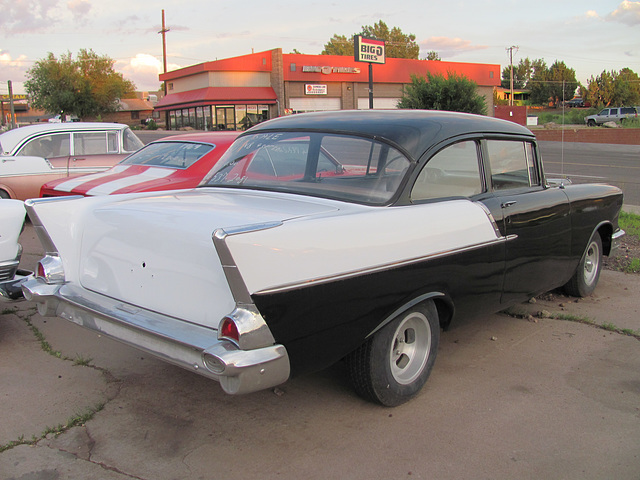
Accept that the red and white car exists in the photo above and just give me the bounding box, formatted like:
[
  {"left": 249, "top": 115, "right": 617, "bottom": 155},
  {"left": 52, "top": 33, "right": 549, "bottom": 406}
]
[{"left": 40, "top": 131, "right": 239, "bottom": 197}]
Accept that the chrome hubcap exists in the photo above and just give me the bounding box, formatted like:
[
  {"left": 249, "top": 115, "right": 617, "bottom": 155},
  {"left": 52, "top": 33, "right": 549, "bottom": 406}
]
[{"left": 389, "top": 312, "right": 431, "bottom": 385}]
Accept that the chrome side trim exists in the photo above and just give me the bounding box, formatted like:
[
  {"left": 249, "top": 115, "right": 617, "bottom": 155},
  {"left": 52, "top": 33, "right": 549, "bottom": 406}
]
[
  {"left": 212, "top": 222, "right": 282, "bottom": 350},
  {"left": 24, "top": 198, "right": 76, "bottom": 255},
  {"left": 255, "top": 236, "right": 515, "bottom": 296},
  {"left": 212, "top": 222, "right": 283, "bottom": 305},
  {"left": 474, "top": 201, "right": 502, "bottom": 237}
]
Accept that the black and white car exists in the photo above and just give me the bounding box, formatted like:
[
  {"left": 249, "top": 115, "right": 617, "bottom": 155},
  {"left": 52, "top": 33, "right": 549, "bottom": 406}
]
[{"left": 11, "top": 110, "right": 624, "bottom": 406}]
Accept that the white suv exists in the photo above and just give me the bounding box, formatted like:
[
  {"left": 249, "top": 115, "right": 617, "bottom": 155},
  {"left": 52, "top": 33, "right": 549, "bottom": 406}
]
[{"left": 585, "top": 107, "right": 638, "bottom": 126}]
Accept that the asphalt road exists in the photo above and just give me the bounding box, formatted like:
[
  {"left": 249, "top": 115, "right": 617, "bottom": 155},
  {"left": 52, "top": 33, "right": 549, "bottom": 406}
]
[{"left": 539, "top": 141, "right": 640, "bottom": 206}]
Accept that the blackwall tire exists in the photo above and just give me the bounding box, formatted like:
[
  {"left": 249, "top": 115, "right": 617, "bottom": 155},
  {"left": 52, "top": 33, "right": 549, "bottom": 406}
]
[
  {"left": 347, "top": 300, "right": 440, "bottom": 407},
  {"left": 564, "top": 233, "right": 603, "bottom": 297}
]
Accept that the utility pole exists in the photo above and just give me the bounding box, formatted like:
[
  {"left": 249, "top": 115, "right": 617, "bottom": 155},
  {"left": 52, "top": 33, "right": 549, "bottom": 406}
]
[
  {"left": 8, "top": 80, "right": 16, "bottom": 130},
  {"left": 159, "top": 10, "right": 170, "bottom": 96},
  {"left": 506, "top": 45, "right": 519, "bottom": 106}
]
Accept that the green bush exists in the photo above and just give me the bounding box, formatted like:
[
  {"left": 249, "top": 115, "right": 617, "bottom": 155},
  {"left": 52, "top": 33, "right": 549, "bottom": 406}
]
[{"left": 536, "top": 108, "right": 597, "bottom": 125}]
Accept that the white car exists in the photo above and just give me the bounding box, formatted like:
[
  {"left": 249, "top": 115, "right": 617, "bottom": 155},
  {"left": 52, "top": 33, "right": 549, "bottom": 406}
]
[
  {"left": 0, "top": 199, "right": 30, "bottom": 301},
  {"left": 0, "top": 122, "right": 143, "bottom": 200}
]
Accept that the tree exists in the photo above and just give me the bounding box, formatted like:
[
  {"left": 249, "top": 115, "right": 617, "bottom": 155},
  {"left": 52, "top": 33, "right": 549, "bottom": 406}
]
[
  {"left": 424, "top": 51, "right": 441, "bottom": 61},
  {"left": 25, "top": 49, "right": 136, "bottom": 120},
  {"left": 526, "top": 60, "right": 578, "bottom": 107},
  {"left": 397, "top": 72, "right": 487, "bottom": 115},
  {"left": 587, "top": 68, "right": 640, "bottom": 107},
  {"left": 321, "top": 21, "right": 419, "bottom": 59},
  {"left": 500, "top": 58, "right": 541, "bottom": 89}
]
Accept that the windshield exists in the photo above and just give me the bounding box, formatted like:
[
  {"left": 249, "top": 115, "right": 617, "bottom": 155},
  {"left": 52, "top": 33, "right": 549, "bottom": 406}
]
[
  {"left": 202, "top": 132, "right": 411, "bottom": 204},
  {"left": 121, "top": 141, "right": 214, "bottom": 169}
]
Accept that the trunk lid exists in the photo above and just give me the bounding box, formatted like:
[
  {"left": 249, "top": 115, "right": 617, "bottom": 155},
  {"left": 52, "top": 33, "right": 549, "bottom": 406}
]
[{"left": 74, "top": 188, "right": 339, "bottom": 327}]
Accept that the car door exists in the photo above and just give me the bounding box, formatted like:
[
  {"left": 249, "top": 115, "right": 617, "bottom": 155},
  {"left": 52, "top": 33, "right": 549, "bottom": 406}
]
[
  {"left": 476, "top": 139, "right": 573, "bottom": 304},
  {"left": 69, "top": 130, "right": 121, "bottom": 174}
]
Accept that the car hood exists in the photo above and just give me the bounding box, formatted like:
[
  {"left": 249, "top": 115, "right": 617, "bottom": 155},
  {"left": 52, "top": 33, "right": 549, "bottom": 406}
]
[
  {"left": 28, "top": 188, "right": 342, "bottom": 327},
  {"left": 44, "top": 164, "right": 183, "bottom": 196}
]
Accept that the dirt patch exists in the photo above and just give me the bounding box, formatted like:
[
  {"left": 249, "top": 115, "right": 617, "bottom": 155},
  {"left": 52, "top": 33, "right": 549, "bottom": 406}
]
[{"left": 604, "top": 234, "right": 640, "bottom": 273}]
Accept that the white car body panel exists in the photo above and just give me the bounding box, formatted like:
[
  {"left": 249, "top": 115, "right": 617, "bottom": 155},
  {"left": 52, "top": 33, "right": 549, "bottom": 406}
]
[
  {"left": 0, "top": 155, "right": 66, "bottom": 176},
  {"left": 0, "top": 199, "right": 26, "bottom": 263},
  {"left": 27, "top": 188, "right": 498, "bottom": 328},
  {"left": 228, "top": 199, "right": 499, "bottom": 295}
]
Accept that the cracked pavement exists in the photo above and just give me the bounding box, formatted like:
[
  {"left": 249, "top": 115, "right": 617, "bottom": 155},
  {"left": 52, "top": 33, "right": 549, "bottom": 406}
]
[{"left": 1, "top": 224, "right": 639, "bottom": 480}]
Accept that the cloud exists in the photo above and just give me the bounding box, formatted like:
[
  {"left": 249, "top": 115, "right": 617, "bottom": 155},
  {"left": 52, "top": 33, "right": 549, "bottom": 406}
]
[
  {"left": 419, "top": 37, "right": 488, "bottom": 58},
  {"left": 116, "top": 53, "right": 180, "bottom": 91},
  {"left": 67, "top": 0, "right": 91, "bottom": 24},
  {"left": 586, "top": 1, "right": 640, "bottom": 25},
  {"left": 0, "top": 0, "right": 60, "bottom": 34},
  {"left": 607, "top": 0, "right": 640, "bottom": 26}
]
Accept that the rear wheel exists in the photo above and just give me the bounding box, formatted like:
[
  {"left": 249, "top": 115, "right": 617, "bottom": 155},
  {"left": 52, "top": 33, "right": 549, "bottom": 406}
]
[
  {"left": 347, "top": 300, "right": 440, "bottom": 407},
  {"left": 0, "top": 189, "right": 10, "bottom": 199},
  {"left": 564, "top": 233, "right": 602, "bottom": 297}
]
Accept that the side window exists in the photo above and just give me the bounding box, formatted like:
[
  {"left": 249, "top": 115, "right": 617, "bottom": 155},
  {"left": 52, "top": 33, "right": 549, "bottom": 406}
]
[
  {"left": 411, "top": 140, "right": 482, "bottom": 201},
  {"left": 16, "top": 133, "right": 71, "bottom": 157},
  {"left": 107, "top": 131, "right": 118, "bottom": 153},
  {"left": 487, "top": 140, "right": 535, "bottom": 191},
  {"left": 74, "top": 132, "right": 108, "bottom": 155},
  {"left": 525, "top": 142, "right": 540, "bottom": 186},
  {"left": 123, "top": 128, "right": 144, "bottom": 152},
  {"left": 610, "top": 108, "right": 618, "bottom": 115}
]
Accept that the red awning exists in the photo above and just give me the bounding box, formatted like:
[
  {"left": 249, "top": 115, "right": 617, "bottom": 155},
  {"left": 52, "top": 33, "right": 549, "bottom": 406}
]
[{"left": 154, "top": 87, "right": 277, "bottom": 111}]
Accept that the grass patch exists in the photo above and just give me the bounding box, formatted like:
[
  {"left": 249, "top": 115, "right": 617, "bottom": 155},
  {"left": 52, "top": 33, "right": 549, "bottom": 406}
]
[
  {"left": 619, "top": 211, "right": 640, "bottom": 239},
  {"left": 0, "top": 403, "right": 105, "bottom": 453},
  {"left": 535, "top": 108, "right": 597, "bottom": 125}
]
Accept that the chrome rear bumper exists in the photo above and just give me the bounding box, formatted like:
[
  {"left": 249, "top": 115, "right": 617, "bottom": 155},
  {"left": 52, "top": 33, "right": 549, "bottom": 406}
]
[
  {"left": 0, "top": 268, "right": 32, "bottom": 301},
  {"left": 21, "top": 278, "right": 290, "bottom": 395},
  {"left": 610, "top": 228, "right": 625, "bottom": 257}
]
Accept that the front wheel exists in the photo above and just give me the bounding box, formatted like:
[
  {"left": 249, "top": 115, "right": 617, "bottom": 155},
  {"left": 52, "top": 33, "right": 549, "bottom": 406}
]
[
  {"left": 564, "top": 233, "right": 603, "bottom": 297},
  {"left": 587, "top": 119, "right": 596, "bottom": 127},
  {"left": 347, "top": 300, "right": 440, "bottom": 407}
]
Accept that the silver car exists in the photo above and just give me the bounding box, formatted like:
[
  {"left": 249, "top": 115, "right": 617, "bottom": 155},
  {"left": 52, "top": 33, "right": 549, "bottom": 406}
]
[{"left": 585, "top": 107, "right": 638, "bottom": 126}]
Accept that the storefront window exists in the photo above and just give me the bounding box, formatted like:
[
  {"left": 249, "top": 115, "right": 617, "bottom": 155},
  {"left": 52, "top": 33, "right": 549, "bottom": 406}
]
[{"left": 235, "top": 105, "right": 248, "bottom": 130}]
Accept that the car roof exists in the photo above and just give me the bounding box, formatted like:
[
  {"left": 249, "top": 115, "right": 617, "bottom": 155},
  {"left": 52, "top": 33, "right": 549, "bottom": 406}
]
[
  {"left": 0, "top": 122, "right": 130, "bottom": 155},
  {"left": 245, "top": 110, "right": 535, "bottom": 160}
]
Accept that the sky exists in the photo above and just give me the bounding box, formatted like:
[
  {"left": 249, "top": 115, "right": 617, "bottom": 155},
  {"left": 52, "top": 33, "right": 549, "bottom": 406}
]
[{"left": 1, "top": 0, "right": 639, "bottom": 95}]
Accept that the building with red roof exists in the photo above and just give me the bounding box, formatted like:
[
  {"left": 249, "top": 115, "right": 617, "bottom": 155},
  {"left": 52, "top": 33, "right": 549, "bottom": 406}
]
[{"left": 155, "top": 48, "right": 500, "bottom": 131}]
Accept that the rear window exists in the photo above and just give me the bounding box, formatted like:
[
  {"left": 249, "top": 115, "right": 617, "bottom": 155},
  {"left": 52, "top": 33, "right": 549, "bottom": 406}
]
[
  {"left": 121, "top": 141, "right": 214, "bottom": 169},
  {"left": 203, "top": 131, "right": 411, "bottom": 205}
]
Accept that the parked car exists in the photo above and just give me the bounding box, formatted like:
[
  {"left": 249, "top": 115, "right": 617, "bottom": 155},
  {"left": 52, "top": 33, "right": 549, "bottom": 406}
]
[
  {"left": 0, "top": 123, "right": 144, "bottom": 200},
  {"left": 15, "top": 110, "right": 624, "bottom": 406},
  {"left": 584, "top": 107, "right": 638, "bottom": 126},
  {"left": 0, "top": 200, "right": 30, "bottom": 301},
  {"left": 40, "top": 132, "right": 240, "bottom": 197},
  {"left": 564, "top": 98, "right": 584, "bottom": 108}
]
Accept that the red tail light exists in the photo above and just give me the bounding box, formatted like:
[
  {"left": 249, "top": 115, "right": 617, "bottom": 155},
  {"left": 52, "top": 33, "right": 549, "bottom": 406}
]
[
  {"left": 219, "top": 317, "right": 239, "bottom": 343},
  {"left": 35, "top": 255, "right": 65, "bottom": 284}
]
